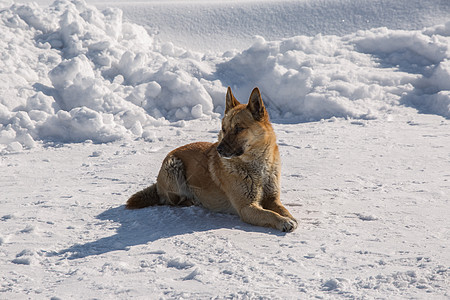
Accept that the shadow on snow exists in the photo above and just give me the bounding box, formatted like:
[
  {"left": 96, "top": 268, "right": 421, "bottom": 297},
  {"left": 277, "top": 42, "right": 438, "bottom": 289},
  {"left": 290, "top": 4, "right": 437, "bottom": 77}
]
[{"left": 55, "top": 205, "right": 285, "bottom": 259}]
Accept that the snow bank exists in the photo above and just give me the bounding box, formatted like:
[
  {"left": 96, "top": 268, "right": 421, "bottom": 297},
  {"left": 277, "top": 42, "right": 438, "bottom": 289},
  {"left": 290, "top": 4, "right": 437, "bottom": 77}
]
[
  {"left": 218, "top": 25, "right": 450, "bottom": 121},
  {"left": 96, "top": 0, "right": 450, "bottom": 53},
  {"left": 0, "top": 0, "right": 217, "bottom": 150},
  {"left": 352, "top": 26, "right": 450, "bottom": 118},
  {"left": 217, "top": 35, "right": 414, "bottom": 121},
  {"left": 1, "top": 0, "right": 450, "bottom": 151}
]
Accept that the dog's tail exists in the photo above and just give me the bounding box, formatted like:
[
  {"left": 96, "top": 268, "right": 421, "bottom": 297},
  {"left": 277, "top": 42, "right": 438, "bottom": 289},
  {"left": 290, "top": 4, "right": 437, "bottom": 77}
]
[{"left": 126, "top": 184, "right": 160, "bottom": 209}]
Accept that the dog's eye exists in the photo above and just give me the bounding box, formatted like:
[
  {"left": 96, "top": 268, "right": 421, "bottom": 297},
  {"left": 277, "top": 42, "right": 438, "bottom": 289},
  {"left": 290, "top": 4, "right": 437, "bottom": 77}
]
[
  {"left": 234, "top": 126, "right": 244, "bottom": 134},
  {"left": 222, "top": 127, "right": 226, "bottom": 134}
]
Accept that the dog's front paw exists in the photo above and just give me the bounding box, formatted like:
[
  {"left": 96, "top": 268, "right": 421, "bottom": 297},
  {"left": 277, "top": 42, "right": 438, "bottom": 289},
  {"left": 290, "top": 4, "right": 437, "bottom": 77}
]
[{"left": 281, "top": 217, "right": 298, "bottom": 232}]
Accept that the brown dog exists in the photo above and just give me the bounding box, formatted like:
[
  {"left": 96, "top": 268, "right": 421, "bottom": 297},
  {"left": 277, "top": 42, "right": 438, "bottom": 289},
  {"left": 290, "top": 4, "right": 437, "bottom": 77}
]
[{"left": 126, "top": 87, "right": 297, "bottom": 232}]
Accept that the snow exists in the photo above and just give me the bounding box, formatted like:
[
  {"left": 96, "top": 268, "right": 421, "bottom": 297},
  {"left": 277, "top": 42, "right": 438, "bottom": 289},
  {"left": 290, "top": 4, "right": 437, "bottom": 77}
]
[
  {"left": 0, "top": 0, "right": 449, "bottom": 298},
  {"left": 2, "top": 0, "right": 450, "bottom": 150},
  {"left": 1, "top": 116, "right": 449, "bottom": 298},
  {"left": 75, "top": 0, "right": 450, "bottom": 52}
]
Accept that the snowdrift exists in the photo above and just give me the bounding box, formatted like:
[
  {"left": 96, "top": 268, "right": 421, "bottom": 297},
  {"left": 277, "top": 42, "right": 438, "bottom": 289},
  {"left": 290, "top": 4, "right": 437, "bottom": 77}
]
[{"left": 1, "top": 0, "right": 450, "bottom": 151}]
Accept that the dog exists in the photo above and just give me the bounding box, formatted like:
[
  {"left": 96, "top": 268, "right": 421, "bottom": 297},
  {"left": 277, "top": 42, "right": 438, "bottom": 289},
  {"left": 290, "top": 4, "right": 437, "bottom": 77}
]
[{"left": 126, "top": 87, "right": 298, "bottom": 232}]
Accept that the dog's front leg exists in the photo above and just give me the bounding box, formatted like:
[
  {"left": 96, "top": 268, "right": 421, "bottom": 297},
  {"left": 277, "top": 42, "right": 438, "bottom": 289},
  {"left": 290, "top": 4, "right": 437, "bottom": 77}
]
[
  {"left": 235, "top": 202, "right": 298, "bottom": 232},
  {"left": 261, "top": 194, "right": 297, "bottom": 224},
  {"left": 224, "top": 171, "right": 297, "bottom": 232}
]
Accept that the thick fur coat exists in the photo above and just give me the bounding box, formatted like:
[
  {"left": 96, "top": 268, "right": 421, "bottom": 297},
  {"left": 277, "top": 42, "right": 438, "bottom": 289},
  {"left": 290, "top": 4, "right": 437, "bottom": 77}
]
[{"left": 126, "top": 87, "right": 297, "bottom": 232}]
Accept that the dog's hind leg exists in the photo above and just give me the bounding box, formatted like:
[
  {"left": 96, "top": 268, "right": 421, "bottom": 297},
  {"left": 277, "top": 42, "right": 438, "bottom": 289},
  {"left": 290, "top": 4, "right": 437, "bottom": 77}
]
[
  {"left": 156, "top": 155, "right": 195, "bottom": 207},
  {"left": 126, "top": 155, "right": 194, "bottom": 209}
]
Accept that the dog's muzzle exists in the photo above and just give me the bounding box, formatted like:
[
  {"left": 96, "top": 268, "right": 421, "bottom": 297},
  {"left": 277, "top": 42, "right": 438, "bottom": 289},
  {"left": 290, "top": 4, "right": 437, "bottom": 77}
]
[{"left": 217, "top": 143, "right": 243, "bottom": 159}]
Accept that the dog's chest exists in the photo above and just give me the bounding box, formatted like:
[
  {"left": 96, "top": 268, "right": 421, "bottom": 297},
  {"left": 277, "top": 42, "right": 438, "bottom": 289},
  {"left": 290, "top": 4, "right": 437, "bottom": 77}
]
[{"left": 234, "top": 160, "right": 277, "bottom": 189}]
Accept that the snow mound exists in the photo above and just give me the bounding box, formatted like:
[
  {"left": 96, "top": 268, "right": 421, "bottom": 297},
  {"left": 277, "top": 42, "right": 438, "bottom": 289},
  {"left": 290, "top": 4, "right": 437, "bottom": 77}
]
[
  {"left": 0, "top": 0, "right": 217, "bottom": 150},
  {"left": 217, "top": 35, "right": 413, "bottom": 121},
  {"left": 352, "top": 26, "right": 450, "bottom": 118},
  {"left": 1, "top": 0, "right": 450, "bottom": 151},
  {"left": 218, "top": 26, "right": 450, "bottom": 121}
]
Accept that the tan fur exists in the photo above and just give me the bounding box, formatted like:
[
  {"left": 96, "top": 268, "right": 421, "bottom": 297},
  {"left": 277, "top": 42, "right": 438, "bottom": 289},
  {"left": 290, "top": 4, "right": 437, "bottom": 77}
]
[{"left": 126, "top": 87, "right": 298, "bottom": 232}]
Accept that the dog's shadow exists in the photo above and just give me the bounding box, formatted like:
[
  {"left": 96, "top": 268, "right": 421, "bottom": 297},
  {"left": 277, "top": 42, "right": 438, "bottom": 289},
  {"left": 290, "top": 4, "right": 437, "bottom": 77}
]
[{"left": 57, "top": 205, "right": 283, "bottom": 259}]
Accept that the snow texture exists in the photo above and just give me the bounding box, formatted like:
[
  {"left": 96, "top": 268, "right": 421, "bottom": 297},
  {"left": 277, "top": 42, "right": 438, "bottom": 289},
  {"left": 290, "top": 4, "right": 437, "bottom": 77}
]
[
  {"left": 1, "top": 0, "right": 450, "bottom": 151},
  {"left": 1, "top": 116, "right": 449, "bottom": 299},
  {"left": 0, "top": 0, "right": 449, "bottom": 299}
]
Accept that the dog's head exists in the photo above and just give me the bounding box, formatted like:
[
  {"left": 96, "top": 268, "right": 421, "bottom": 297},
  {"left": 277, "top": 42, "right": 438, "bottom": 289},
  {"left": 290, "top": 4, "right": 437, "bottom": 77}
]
[{"left": 217, "top": 87, "right": 275, "bottom": 160}]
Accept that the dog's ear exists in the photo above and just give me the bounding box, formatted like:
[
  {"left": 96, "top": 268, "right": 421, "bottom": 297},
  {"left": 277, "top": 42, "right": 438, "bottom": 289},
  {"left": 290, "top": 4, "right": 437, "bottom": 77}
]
[
  {"left": 247, "top": 87, "right": 267, "bottom": 121},
  {"left": 225, "top": 87, "right": 240, "bottom": 114}
]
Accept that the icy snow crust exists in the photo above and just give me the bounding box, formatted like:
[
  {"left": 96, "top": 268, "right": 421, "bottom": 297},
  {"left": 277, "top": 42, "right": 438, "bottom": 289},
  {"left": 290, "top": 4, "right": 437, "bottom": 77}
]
[{"left": 1, "top": 0, "right": 450, "bottom": 151}]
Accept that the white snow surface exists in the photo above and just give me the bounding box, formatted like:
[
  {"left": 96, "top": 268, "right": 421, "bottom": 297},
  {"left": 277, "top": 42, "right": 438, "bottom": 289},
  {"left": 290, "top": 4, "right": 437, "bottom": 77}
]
[
  {"left": 0, "top": 0, "right": 449, "bottom": 298},
  {"left": 1, "top": 115, "right": 449, "bottom": 299}
]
